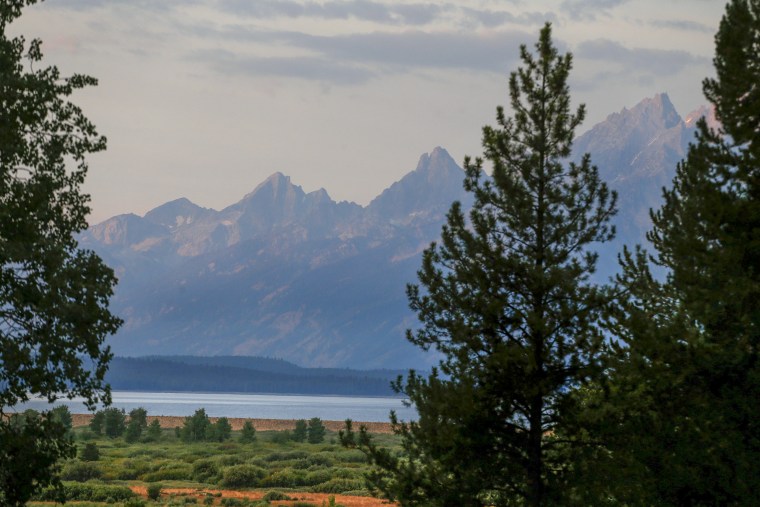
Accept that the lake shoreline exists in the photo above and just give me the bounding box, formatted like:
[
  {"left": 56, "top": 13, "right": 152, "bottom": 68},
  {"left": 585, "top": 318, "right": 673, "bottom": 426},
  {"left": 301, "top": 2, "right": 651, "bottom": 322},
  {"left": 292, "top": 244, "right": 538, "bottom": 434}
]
[{"left": 71, "top": 413, "right": 395, "bottom": 434}]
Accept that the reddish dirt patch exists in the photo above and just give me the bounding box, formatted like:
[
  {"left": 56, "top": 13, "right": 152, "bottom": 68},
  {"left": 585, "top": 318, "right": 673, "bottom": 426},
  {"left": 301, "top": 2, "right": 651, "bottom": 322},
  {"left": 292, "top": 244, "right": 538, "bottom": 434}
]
[
  {"left": 130, "top": 486, "right": 395, "bottom": 507},
  {"left": 71, "top": 413, "right": 393, "bottom": 434}
]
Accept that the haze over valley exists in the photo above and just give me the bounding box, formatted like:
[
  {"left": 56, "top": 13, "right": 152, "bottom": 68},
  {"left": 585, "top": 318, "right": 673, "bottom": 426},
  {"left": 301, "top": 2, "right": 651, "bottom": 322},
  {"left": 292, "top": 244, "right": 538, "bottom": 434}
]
[{"left": 83, "top": 93, "right": 715, "bottom": 370}]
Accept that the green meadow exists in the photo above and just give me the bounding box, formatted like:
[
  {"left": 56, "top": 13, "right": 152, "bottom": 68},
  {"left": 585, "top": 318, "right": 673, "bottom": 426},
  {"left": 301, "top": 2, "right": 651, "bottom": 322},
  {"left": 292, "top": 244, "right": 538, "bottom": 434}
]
[{"left": 26, "top": 420, "right": 399, "bottom": 507}]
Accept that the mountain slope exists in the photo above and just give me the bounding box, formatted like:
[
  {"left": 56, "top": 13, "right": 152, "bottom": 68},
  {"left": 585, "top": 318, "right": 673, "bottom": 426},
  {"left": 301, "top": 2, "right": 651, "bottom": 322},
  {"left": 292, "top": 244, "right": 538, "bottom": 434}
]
[{"left": 84, "top": 97, "right": 713, "bottom": 368}]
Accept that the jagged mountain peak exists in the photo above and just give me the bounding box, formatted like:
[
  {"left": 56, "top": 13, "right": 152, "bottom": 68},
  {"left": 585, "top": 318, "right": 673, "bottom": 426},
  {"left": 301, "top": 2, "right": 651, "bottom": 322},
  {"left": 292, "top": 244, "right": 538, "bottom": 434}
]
[
  {"left": 144, "top": 197, "right": 214, "bottom": 228},
  {"left": 601, "top": 92, "right": 681, "bottom": 133},
  {"left": 415, "top": 146, "right": 457, "bottom": 172},
  {"left": 247, "top": 171, "right": 301, "bottom": 198},
  {"left": 225, "top": 171, "right": 306, "bottom": 214},
  {"left": 368, "top": 147, "right": 466, "bottom": 221}
]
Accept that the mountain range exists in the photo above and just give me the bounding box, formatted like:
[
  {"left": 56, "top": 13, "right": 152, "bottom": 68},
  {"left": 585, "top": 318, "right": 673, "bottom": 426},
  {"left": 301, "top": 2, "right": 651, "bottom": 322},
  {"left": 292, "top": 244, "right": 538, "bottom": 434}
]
[{"left": 81, "top": 93, "right": 715, "bottom": 369}]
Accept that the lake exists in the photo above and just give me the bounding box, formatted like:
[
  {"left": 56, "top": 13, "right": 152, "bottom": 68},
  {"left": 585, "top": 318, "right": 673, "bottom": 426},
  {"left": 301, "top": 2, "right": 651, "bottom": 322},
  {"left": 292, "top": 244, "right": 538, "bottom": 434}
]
[{"left": 15, "top": 391, "right": 417, "bottom": 422}]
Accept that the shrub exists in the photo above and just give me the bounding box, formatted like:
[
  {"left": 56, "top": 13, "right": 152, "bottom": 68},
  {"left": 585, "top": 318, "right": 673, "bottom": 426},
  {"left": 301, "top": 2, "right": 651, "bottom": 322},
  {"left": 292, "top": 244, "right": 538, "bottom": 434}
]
[
  {"left": 219, "top": 464, "right": 267, "bottom": 488},
  {"left": 311, "top": 478, "right": 366, "bottom": 494},
  {"left": 146, "top": 483, "right": 162, "bottom": 501},
  {"left": 332, "top": 449, "right": 366, "bottom": 463},
  {"left": 308, "top": 454, "right": 333, "bottom": 467},
  {"left": 208, "top": 417, "right": 232, "bottom": 442},
  {"left": 264, "top": 450, "right": 309, "bottom": 462},
  {"left": 117, "top": 468, "right": 140, "bottom": 480},
  {"left": 270, "top": 430, "right": 293, "bottom": 444},
  {"left": 320, "top": 496, "right": 346, "bottom": 507},
  {"left": 263, "top": 490, "right": 292, "bottom": 501},
  {"left": 217, "top": 454, "right": 244, "bottom": 466},
  {"left": 61, "top": 461, "right": 102, "bottom": 481},
  {"left": 34, "top": 482, "right": 135, "bottom": 502},
  {"left": 305, "top": 468, "right": 334, "bottom": 486},
  {"left": 192, "top": 459, "right": 220, "bottom": 483},
  {"left": 142, "top": 465, "right": 192, "bottom": 482},
  {"left": 80, "top": 442, "right": 100, "bottom": 461},
  {"left": 259, "top": 469, "right": 307, "bottom": 488}
]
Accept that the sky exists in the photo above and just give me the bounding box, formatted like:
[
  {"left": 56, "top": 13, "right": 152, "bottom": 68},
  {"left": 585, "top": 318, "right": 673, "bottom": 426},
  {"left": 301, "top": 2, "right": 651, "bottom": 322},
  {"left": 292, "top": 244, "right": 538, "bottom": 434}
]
[{"left": 10, "top": 0, "right": 725, "bottom": 224}]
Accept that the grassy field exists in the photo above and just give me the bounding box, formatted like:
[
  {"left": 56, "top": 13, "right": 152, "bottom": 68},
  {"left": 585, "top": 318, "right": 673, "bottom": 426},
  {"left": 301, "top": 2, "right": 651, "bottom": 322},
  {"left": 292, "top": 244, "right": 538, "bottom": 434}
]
[{"left": 27, "top": 417, "right": 398, "bottom": 507}]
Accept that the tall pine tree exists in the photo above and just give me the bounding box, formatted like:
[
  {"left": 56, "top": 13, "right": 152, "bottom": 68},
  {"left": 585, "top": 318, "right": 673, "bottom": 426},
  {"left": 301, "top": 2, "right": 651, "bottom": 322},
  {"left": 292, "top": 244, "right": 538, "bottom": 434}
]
[
  {"left": 342, "top": 23, "right": 616, "bottom": 506},
  {"left": 600, "top": 0, "right": 760, "bottom": 504}
]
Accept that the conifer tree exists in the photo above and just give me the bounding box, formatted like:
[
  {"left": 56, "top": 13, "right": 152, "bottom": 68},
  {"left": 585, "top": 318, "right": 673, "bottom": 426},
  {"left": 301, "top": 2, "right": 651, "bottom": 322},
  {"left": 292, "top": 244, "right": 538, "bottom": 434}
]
[
  {"left": 239, "top": 420, "right": 256, "bottom": 444},
  {"left": 342, "top": 23, "right": 616, "bottom": 506},
  {"left": 600, "top": 1, "right": 760, "bottom": 504}
]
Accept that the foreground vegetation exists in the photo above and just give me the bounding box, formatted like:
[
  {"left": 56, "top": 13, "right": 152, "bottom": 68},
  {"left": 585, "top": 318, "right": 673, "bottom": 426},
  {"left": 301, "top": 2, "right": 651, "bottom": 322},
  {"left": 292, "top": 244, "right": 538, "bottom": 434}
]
[{"left": 25, "top": 419, "right": 395, "bottom": 506}]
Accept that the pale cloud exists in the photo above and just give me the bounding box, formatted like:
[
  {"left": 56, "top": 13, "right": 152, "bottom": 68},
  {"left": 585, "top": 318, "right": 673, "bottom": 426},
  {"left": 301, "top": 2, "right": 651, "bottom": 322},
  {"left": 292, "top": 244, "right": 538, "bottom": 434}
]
[
  {"left": 189, "top": 49, "right": 376, "bottom": 85},
  {"left": 648, "top": 19, "right": 713, "bottom": 33},
  {"left": 11, "top": 0, "right": 721, "bottom": 224},
  {"left": 576, "top": 38, "right": 708, "bottom": 76},
  {"left": 561, "top": 0, "right": 630, "bottom": 21},
  {"left": 217, "top": 0, "right": 447, "bottom": 25},
  {"left": 183, "top": 27, "right": 533, "bottom": 83},
  {"left": 459, "top": 8, "right": 557, "bottom": 28}
]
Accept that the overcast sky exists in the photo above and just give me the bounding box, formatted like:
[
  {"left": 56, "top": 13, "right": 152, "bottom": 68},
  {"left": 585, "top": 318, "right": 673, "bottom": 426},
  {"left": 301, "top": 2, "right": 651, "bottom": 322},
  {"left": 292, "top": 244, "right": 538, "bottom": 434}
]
[{"left": 11, "top": 0, "right": 725, "bottom": 224}]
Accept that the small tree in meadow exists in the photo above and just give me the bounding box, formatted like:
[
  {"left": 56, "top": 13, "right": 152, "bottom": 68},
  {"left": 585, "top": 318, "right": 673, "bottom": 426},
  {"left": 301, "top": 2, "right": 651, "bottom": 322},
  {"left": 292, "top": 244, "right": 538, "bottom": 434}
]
[
  {"left": 89, "top": 411, "right": 105, "bottom": 435},
  {"left": 103, "top": 408, "right": 126, "bottom": 438},
  {"left": 49, "top": 406, "right": 73, "bottom": 435},
  {"left": 180, "top": 409, "right": 211, "bottom": 442},
  {"left": 80, "top": 443, "right": 99, "bottom": 462},
  {"left": 146, "top": 483, "right": 162, "bottom": 501},
  {"left": 293, "top": 419, "right": 308, "bottom": 443},
  {"left": 308, "top": 418, "right": 326, "bottom": 444},
  {"left": 145, "top": 419, "right": 162, "bottom": 442},
  {"left": 209, "top": 417, "right": 232, "bottom": 442},
  {"left": 239, "top": 421, "right": 256, "bottom": 444}
]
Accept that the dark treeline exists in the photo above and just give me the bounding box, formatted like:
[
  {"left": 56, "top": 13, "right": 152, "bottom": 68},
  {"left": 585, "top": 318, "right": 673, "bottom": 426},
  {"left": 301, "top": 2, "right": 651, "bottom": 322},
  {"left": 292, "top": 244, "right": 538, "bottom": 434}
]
[{"left": 105, "top": 356, "right": 403, "bottom": 396}]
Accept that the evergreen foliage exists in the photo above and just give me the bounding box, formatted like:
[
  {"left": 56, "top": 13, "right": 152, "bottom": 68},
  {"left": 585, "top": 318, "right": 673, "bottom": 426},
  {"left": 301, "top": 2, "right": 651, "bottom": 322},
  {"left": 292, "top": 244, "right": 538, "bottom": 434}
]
[
  {"left": 0, "top": 1, "right": 121, "bottom": 502},
  {"left": 129, "top": 407, "right": 148, "bottom": 429},
  {"left": 239, "top": 420, "right": 257, "bottom": 444},
  {"left": 89, "top": 411, "right": 105, "bottom": 435},
  {"left": 102, "top": 408, "right": 126, "bottom": 438},
  {"left": 596, "top": 0, "right": 760, "bottom": 504},
  {"left": 308, "top": 417, "right": 326, "bottom": 444},
  {"left": 146, "top": 483, "right": 162, "bottom": 501},
  {"left": 124, "top": 407, "right": 148, "bottom": 443},
  {"left": 293, "top": 419, "right": 308, "bottom": 443},
  {"left": 145, "top": 419, "right": 162, "bottom": 442},
  {"left": 342, "top": 23, "right": 616, "bottom": 507},
  {"left": 80, "top": 442, "right": 99, "bottom": 462},
  {"left": 210, "top": 417, "right": 233, "bottom": 442}
]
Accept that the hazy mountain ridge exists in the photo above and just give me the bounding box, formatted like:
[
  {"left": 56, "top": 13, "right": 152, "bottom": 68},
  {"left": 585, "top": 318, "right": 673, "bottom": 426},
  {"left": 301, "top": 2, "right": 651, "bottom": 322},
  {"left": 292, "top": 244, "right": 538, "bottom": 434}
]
[
  {"left": 106, "top": 356, "right": 403, "bottom": 396},
  {"left": 85, "top": 96, "right": 713, "bottom": 369}
]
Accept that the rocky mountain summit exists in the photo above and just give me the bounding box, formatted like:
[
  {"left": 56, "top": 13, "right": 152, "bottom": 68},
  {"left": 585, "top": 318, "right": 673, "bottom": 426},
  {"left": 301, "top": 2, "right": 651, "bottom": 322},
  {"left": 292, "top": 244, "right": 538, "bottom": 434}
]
[{"left": 83, "top": 95, "right": 714, "bottom": 369}]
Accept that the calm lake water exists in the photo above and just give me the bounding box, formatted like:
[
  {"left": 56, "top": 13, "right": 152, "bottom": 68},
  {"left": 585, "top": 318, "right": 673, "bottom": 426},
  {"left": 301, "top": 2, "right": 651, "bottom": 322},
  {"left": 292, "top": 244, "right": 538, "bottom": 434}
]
[{"left": 16, "top": 391, "right": 417, "bottom": 422}]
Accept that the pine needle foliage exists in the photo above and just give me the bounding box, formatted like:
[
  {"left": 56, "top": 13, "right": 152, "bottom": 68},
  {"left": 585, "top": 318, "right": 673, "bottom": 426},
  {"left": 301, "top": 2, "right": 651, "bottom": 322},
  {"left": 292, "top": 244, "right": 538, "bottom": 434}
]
[
  {"left": 600, "top": 1, "right": 760, "bottom": 504},
  {"left": 342, "top": 23, "right": 616, "bottom": 507}
]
